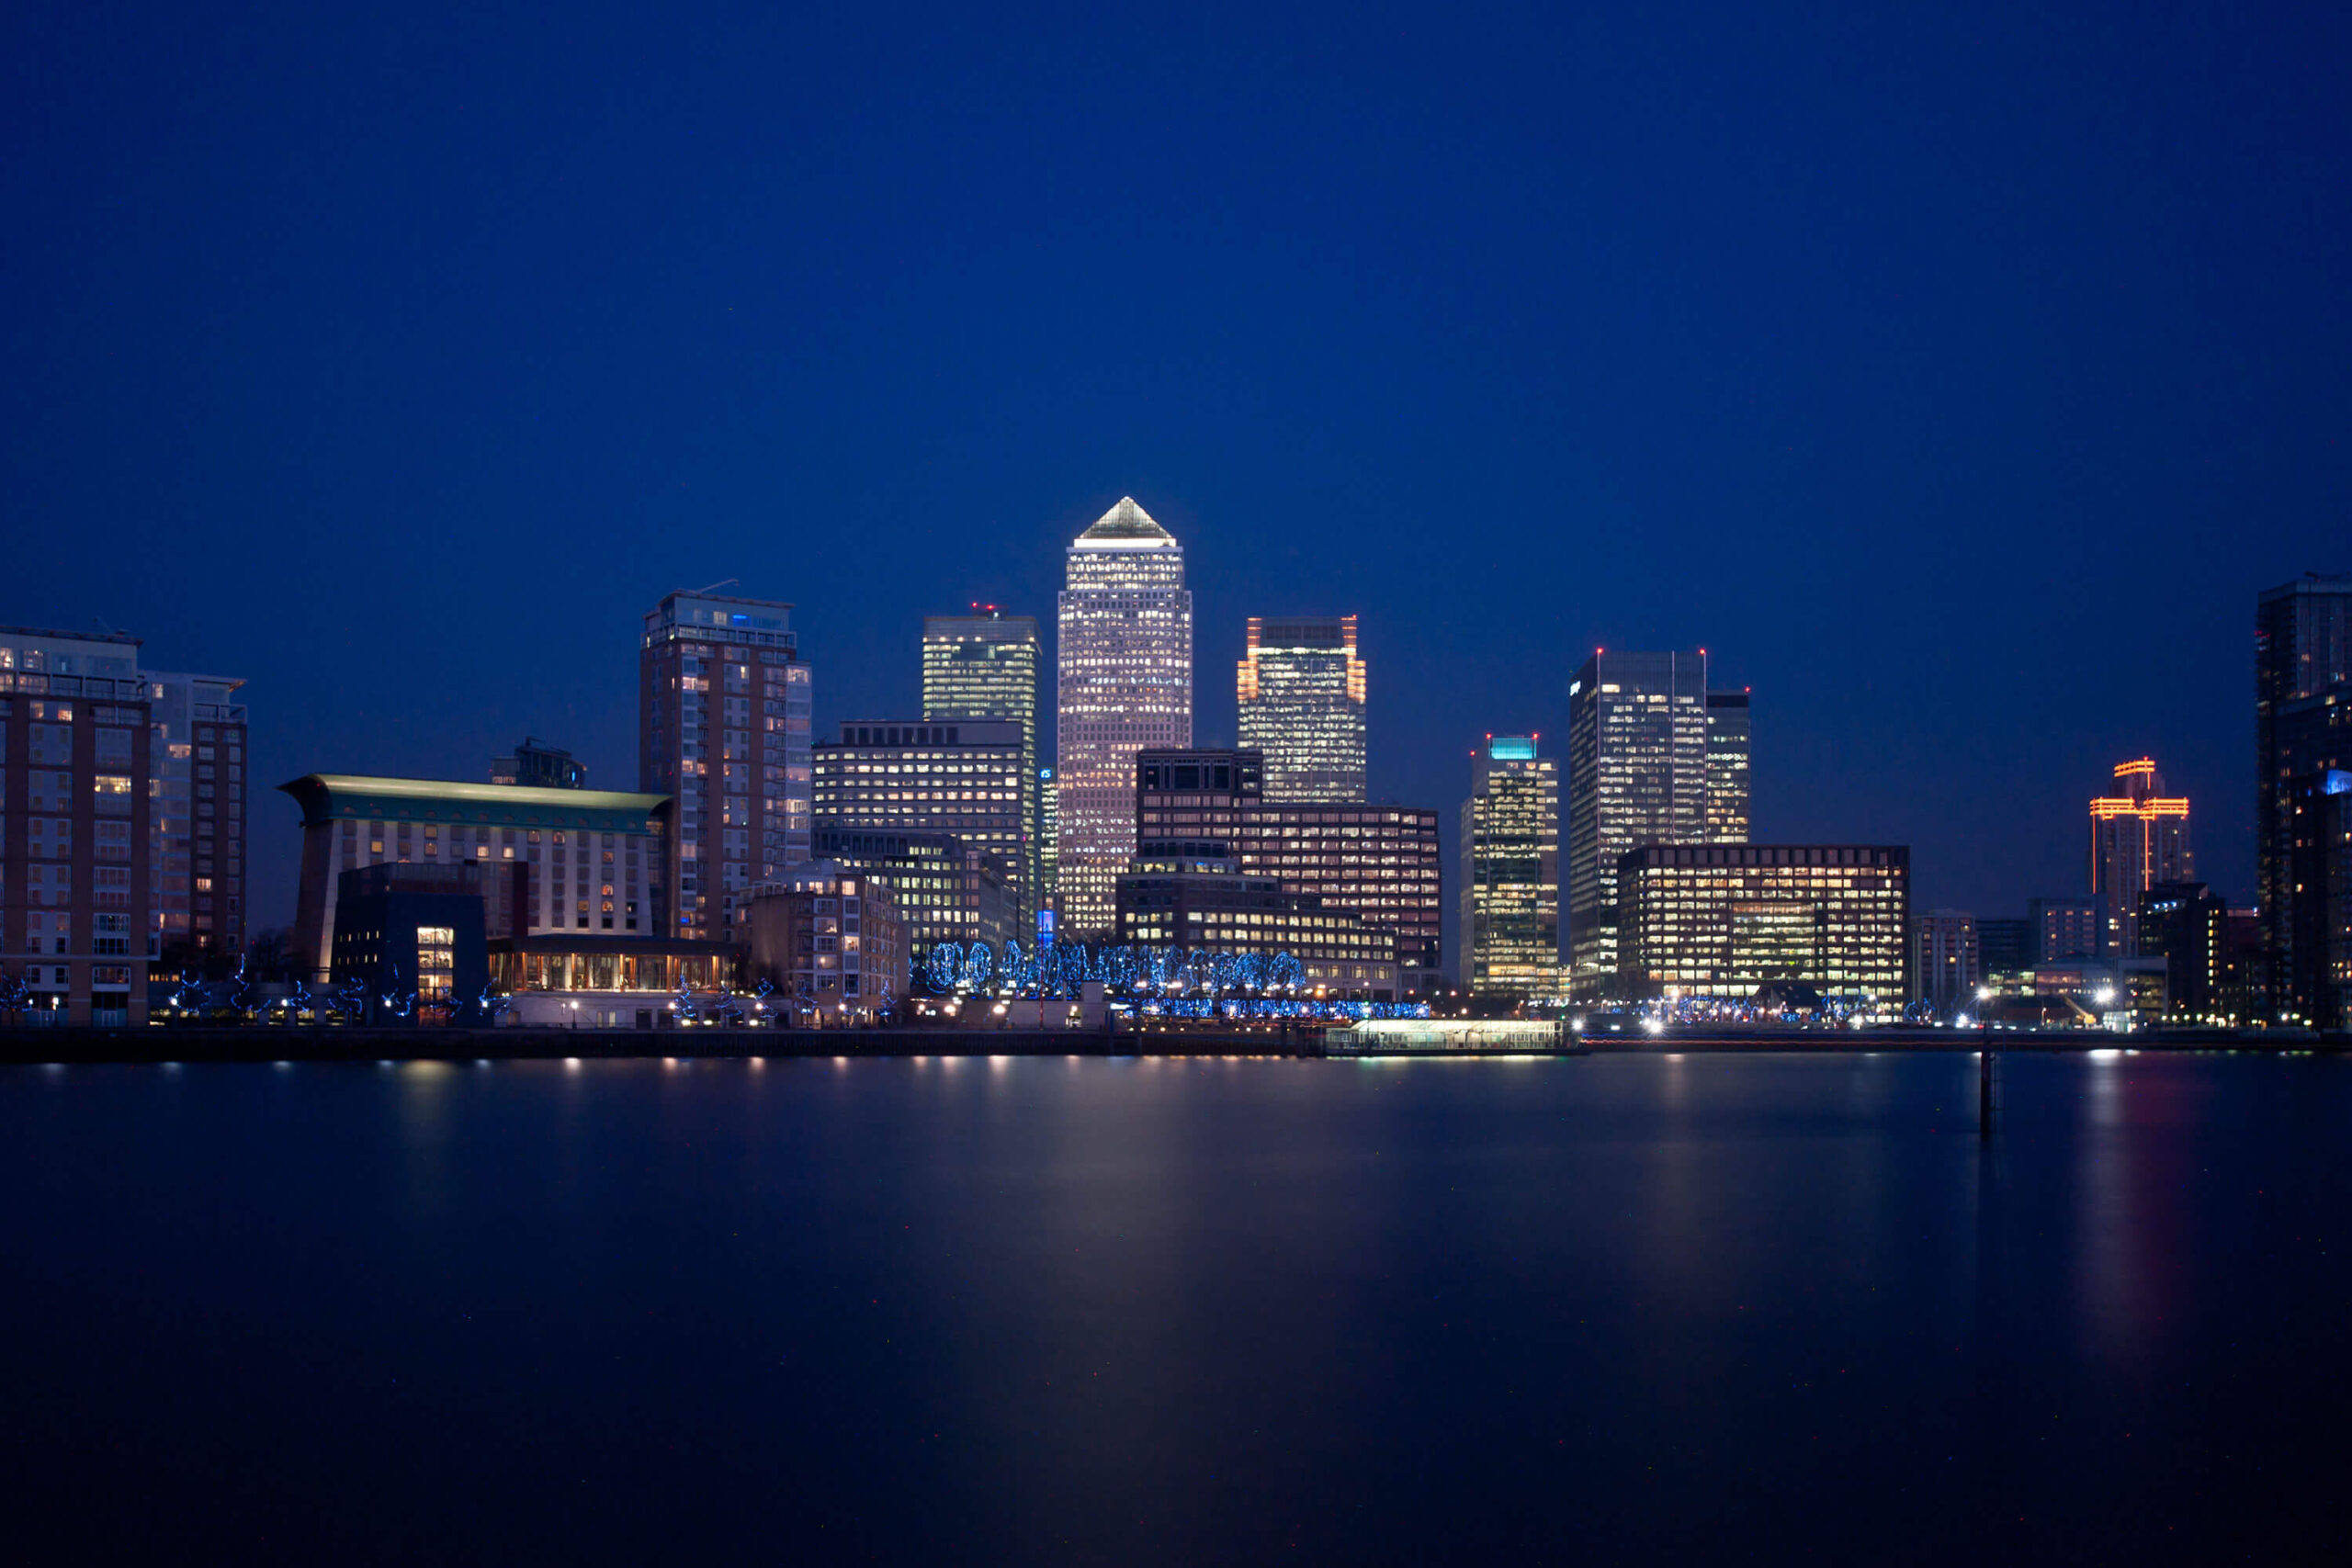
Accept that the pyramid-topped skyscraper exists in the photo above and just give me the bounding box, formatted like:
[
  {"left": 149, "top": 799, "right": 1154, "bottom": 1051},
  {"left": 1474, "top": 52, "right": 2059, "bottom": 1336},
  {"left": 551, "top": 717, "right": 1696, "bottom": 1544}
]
[{"left": 1055, "top": 497, "right": 1193, "bottom": 939}]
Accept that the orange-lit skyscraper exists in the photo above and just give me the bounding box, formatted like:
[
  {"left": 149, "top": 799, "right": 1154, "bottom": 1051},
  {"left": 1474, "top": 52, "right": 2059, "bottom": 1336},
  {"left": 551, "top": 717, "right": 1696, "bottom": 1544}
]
[
  {"left": 1238, "top": 615, "right": 1366, "bottom": 802},
  {"left": 2089, "top": 758, "right": 2191, "bottom": 957}
]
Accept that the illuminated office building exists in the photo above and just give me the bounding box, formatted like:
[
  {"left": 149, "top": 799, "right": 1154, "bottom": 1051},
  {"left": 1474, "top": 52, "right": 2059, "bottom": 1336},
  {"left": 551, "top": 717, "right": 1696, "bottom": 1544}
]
[
  {"left": 1457, "top": 736, "right": 1559, "bottom": 998},
  {"left": 1038, "top": 766, "right": 1057, "bottom": 930},
  {"left": 2258, "top": 575, "right": 2352, "bottom": 1021},
  {"left": 1566, "top": 650, "right": 1748, "bottom": 998},
  {"left": 1617, "top": 844, "right": 1910, "bottom": 1005},
  {"left": 1237, "top": 615, "right": 1366, "bottom": 802},
  {"left": 1705, "top": 692, "right": 1751, "bottom": 842},
  {"left": 813, "top": 719, "right": 1027, "bottom": 919},
  {"left": 639, "top": 591, "right": 811, "bottom": 942},
  {"left": 922, "top": 611, "right": 1040, "bottom": 930},
  {"left": 810, "top": 824, "right": 1014, "bottom": 953},
  {"left": 1056, "top": 497, "right": 1192, "bottom": 938},
  {"left": 1135, "top": 748, "right": 1444, "bottom": 993},
  {"left": 2088, "top": 757, "right": 2191, "bottom": 957}
]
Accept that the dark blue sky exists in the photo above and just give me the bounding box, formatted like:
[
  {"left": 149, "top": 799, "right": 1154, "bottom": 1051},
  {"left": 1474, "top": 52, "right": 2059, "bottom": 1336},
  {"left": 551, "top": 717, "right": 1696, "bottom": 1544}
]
[{"left": 6, "top": 0, "right": 2347, "bottom": 934}]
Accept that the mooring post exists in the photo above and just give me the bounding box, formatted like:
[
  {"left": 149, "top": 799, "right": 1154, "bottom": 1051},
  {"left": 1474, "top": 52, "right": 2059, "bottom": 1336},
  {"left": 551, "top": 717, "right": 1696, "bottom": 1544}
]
[{"left": 1979, "top": 1043, "right": 1995, "bottom": 1138}]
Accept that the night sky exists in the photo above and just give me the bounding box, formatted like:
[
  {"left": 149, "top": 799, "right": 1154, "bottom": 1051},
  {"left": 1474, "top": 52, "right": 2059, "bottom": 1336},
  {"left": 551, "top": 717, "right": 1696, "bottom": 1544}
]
[{"left": 6, "top": 1, "right": 2347, "bottom": 940}]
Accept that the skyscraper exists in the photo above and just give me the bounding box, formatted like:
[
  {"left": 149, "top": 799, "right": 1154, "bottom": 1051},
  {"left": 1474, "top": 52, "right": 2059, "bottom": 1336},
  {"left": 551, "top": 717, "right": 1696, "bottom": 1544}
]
[
  {"left": 1056, "top": 497, "right": 1192, "bottom": 938},
  {"left": 1237, "top": 615, "right": 1366, "bottom": 802},
  {"left": 639, "top": 591, "right": 810, "bottom": 942},
  {"left": 1704, "top": 692, "right": 1751, "bottom": 843},
  {"left": 1458, "top": 735, "right": 1558, "bottom": 998},
  {"left": 145, "top": 669, "right": 250, "bottom": 965},
  {"left": 1566, "top": 650, "right": 1747, "bottom": 998},
  {"left": 922, "top": 611, "right": 1040, "bottom": 931},
  {"left": 2087, "top": 757, "right": 2191, "bottom": 956},
  {"left": 2257, "top": 574, "right": 2352, "bottom": 1021}
]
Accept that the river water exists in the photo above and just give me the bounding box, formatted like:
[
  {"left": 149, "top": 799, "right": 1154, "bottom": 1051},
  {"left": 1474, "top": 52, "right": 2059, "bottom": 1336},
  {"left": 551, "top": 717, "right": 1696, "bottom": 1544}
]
[{"left": 3, "top": 1051, "right": 2346, "bottom": 1562}]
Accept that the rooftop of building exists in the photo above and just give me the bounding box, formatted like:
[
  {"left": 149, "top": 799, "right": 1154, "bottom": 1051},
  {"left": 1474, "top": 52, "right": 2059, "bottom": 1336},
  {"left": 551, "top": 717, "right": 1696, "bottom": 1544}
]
[
  {"left": 0, "top": 623, "right": 143, "bottom": 648},
  {"left": 1073, "top": 496, "right": 1178, "bottom": 547},
  {"left": 279, "top": 773, "right": 669, "bottom": 830}
]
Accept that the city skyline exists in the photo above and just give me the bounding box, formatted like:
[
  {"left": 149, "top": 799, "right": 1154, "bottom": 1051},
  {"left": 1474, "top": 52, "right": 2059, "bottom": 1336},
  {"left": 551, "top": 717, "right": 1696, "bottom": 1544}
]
[{"left": 4, "top": 541, "right": 2322, "bottom": 954}]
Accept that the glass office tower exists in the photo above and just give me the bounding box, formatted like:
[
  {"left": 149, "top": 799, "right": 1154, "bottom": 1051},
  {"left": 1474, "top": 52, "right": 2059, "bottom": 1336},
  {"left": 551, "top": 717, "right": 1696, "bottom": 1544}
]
[
  {"left": 1458, "top": 736, "right": 1559, "bottom": 998},
  {"left": 1566, "top": 649, "right": 1748, "bottom": 999},
  {"left": 922, "top": 611, "right": 1040, "bottom": 931},
  {"left": 1056, "top": 498, "right": 1192, "bottom": 939},
  {"left": 1705, "top": 692, "right": 1750, "bottom": 843},
  {"left": 1237, "top": 615, "right": 1367, "bottom": 802}
]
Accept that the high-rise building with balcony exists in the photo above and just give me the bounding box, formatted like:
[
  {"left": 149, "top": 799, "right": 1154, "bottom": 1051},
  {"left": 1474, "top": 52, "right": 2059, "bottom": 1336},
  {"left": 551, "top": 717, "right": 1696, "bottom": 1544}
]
[
  {"left": 639, "top": 591, "right": 810, "bottom": 942},
  {"left": 1237, "top": 615, "right": 1366, "bottom": 802},
  {"left": 0, "top": 626, "right": 155, "bottom": 1025},
  {"left": 1056, "top": 498, "right": 1192, "bottom": 939},
  {"left": 1458, "top": 735, "right": 1558, "bottom": 998},
  {"left": 1566, "top": 650, "right": 1748, "bottom": 998},
  {"left": 145, "top": 670, "right": 249, "bottom": 966},
  {"left": 2257, "top": 574, "right": 2352, "bottom": 1021},
  {"left": 922, "top": 611, "right": 1040, "bottom": 931},
  {"left": 2088, "top": 757, "right": 2191, "bottom": 957}
]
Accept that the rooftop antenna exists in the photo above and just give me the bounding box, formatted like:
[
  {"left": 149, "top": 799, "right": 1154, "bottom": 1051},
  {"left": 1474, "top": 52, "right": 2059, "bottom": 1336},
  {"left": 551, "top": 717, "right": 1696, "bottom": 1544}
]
[{"left": 695, "top": 578, "right": 741, "bottom": 594}]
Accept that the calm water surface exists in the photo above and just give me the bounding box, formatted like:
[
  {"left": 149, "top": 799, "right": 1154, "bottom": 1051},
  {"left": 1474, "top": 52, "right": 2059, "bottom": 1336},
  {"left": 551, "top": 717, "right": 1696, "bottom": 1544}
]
[{"left": 3, "top": 1051, "right": 2347, "bottom": 1562}]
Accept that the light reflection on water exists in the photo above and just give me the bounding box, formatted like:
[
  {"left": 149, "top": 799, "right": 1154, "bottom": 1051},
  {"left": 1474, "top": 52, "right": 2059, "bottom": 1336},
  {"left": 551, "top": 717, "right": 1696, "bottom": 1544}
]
[{"left": 2, "top": 1050, "right": 2346, "bottom": 1562}]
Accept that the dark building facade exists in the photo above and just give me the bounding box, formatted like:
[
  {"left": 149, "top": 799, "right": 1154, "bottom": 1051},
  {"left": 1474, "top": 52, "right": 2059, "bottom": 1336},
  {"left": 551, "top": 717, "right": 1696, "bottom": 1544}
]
[
  {"left": 1135, "top": 748, "right": 1444, "bottom": 993},
  {"left": 2259, "top": 575, "right": 2352, "bottom": 1021},
  {"left": 1114, "top": 852, "right": 1401, "bottom": 999},
  {"left": 329, "top": 863, "right": 489, "bottom": 1023},
  {"left": 2028, "top": 897, "right": 2100, "bottom": 964},
  {"left": 1976, "top": 916, "right": 2031, "bottom": 977},
  {"left": 2285, "top": 771, "right": 2352, "bottom": 1031},
  {"left": 2137, "top": 880, "right": 2229, "bottom": 1022},
  {"left": 492, "top": 738, "right": 587, "bottom": 790}
]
